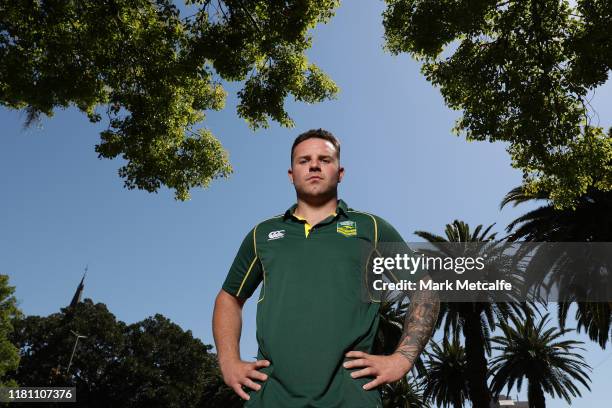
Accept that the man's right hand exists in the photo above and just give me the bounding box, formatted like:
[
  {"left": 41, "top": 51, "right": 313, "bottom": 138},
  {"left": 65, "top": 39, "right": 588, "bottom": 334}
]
[{"left": 220, "top": 359, "right": 271, "bottom": 400}]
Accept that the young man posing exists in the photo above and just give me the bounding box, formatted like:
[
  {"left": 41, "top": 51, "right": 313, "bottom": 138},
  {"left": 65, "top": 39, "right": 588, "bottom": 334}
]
[{"left": 213, "top": 129, "right": 439, "bottom": 407}]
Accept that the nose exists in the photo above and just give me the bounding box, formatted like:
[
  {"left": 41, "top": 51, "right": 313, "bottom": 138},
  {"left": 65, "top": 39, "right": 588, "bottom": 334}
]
[{"left": 309, "top": 160, "right": 321, "bottom": 171}]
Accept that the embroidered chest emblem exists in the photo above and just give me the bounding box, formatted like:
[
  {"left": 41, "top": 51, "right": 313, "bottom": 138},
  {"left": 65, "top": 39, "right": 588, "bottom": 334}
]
[{"left": 336, "top": 220, "right": 357, "bottom": 237}]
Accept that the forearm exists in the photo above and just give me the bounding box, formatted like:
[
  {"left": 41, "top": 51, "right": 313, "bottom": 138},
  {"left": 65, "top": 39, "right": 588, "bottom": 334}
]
[
  {"left": 213, "top": 290, "right": 245, "bottom": 367},
  {"left": 394, "top": 284, "right": 440, "bottom": 367}
]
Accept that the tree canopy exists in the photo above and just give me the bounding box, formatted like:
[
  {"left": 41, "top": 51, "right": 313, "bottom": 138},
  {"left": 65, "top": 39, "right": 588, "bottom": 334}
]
[
  {"left": 0, "top": 0, "right": 340, "bottom": 200},
  {"left": 8, "top": 298, "right": 241, "bottom": 407},
  {"left": 383, "top": 0, "right": 612, "bottom": 208},
  {"left": 0, "top": 274, "right": 21, "bottom": 387},
  {"left": 490, "top": 314, "right": 591, "bottom": 408}
]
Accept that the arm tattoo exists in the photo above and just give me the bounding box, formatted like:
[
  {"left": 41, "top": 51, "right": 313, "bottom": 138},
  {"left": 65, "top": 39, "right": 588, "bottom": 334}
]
[{"left": 395, "top": 278, "right": 440, "bottom": 366}]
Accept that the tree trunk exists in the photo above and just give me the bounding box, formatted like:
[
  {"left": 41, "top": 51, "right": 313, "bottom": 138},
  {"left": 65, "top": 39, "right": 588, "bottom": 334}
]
[
  {"left": 463, "top": 310, "right": 491, "bottom": 408},
  {"left": 527, "top": 380, "right": 546, "bottom": 408}
]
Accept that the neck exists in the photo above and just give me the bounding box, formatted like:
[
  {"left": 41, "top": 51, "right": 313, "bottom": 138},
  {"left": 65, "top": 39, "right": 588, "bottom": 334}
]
[{"left": 294, "top": 195, "right": 338, "bottom": 226}]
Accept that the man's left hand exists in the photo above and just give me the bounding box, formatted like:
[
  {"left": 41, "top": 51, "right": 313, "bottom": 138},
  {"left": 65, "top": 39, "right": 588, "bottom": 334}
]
[{"left": 343, "top": 351, "right": 412, "bottom": 390}]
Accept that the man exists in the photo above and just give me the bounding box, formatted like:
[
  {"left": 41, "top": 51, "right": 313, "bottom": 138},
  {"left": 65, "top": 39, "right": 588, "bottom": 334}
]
[{"left": 212, "top": 129, "right": 439, "bottom": 407}]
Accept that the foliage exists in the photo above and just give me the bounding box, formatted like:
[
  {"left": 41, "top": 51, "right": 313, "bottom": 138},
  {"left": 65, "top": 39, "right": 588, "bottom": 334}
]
[
  {"left": 422, "top": 337, "right": 469, "bottom": 408},
  {"left": 383, "top": 0, "right": 612, "bottom": 209},
  {"left": 0, "top": 0, "right": 340, "bottom": 200},
  {"left": 382, "top": 375, "right": 430, "bottom": 408},
  {"left": 490, "top": 313, "right": 591, "bottom": 408},
  {"left": 7, "top": 298, "right": 238, "bottom": 407},
  {"left": 501, "top": 185, "right": 612, "bottom": 242},
  {"left": 0, "top": 274, "right": 21, "bottom": 387},
  {"left": 502, "top": 185, "right": 612, "bottom": 347},
  {"left": 414, "top": 220, "right": 527, "bottom": 408}
]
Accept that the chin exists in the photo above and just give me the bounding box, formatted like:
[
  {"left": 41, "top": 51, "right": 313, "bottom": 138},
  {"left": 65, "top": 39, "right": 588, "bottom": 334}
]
[{"left": 298, "top": 187, "right": 336, "bottom": 200}]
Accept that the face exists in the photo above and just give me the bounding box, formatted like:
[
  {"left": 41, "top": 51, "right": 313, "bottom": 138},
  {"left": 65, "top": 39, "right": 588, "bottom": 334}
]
[{"left": 288, "top": 138, "right": 344, "bottom": 201}]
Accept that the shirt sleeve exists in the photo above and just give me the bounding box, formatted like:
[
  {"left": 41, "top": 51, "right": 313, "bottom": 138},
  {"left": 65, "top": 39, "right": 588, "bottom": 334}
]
[
  {"left": 376, "top": 216, "right": 405, "bottom": 244},
  {"left": 221, "top": 227, "right": 263, "bottom": 300},
  {"left": 374, "top": 216, "right": 427, "bottom": 283}
]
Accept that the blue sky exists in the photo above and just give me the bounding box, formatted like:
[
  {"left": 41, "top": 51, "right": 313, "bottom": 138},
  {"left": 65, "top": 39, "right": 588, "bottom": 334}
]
[{"left": 2, "top": 2, "right": 611, "bottom": 406}]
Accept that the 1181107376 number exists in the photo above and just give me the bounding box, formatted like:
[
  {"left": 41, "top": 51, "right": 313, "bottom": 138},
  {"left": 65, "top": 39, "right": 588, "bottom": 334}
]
[{"left": 0, "top": 387, "right": 76, "bottom": 402}]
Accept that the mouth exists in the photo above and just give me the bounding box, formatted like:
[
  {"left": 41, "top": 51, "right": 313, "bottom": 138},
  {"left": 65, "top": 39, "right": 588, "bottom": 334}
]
[{"left": 307, "top": 176, "right": 323, "bottom": 181}]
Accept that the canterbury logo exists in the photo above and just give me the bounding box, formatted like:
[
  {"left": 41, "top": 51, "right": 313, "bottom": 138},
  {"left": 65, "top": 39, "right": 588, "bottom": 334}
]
[{"left": 268, "top": 230, "right": 285, "bottom": 240}]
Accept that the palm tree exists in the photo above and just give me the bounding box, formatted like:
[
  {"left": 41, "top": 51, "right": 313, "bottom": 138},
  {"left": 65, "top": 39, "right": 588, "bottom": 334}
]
[
  {"left": 414, "top": 220, "right": 527, "bottom": 408},
  {"left": 374, "top": 291, "right": 409, "bottom": 355},
  {"left": 489, "top": 313, "right": 591, "bottom": 408},
  {"left": 501, "top": 186, "right": 612, "bottom": 242},
  {"left": 422, "top": 337, "right": 469, "bottom": 408},
  {"left": 382, "top": 376, "right": 430, "bottom": 408},
  {"left": 501, "top": 185, "right": 612, "bottom": 347}
]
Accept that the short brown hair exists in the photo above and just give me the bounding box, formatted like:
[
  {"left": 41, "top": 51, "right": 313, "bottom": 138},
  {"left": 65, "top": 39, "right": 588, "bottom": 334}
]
[{"left": 291, "top": 129, "right": 341, "bottom": 163}]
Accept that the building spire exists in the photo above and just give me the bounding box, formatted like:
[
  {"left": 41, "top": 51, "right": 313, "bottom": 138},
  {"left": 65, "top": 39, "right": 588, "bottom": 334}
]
[{"left": 69, "top": 265, "right": 87, "bottom": 308}]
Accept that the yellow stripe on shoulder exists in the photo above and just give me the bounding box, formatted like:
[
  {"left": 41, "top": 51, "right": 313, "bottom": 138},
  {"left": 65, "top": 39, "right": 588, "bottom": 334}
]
[
  {"left": 236, "top": 214, "right": 282, "bottom": 298},
  {"left": 347, "top": 210, "right": 378, "bottom": 248},
  {"left": 236, "top": 254, "right": 258, "bottom": 297}
]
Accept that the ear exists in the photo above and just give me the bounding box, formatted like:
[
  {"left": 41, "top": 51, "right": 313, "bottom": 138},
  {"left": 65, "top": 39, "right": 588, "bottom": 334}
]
[
  {"left": 288, "top": 167, "right": 294, "bottom": 184},
  {"left": 338, "top": 166, "right": 345, "bottom": 183}
]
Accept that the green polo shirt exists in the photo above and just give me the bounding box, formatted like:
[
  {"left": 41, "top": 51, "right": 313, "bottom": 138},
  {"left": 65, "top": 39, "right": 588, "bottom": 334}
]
[{"left": 222, "top": 199, "right": 408, "bottom": 408}]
